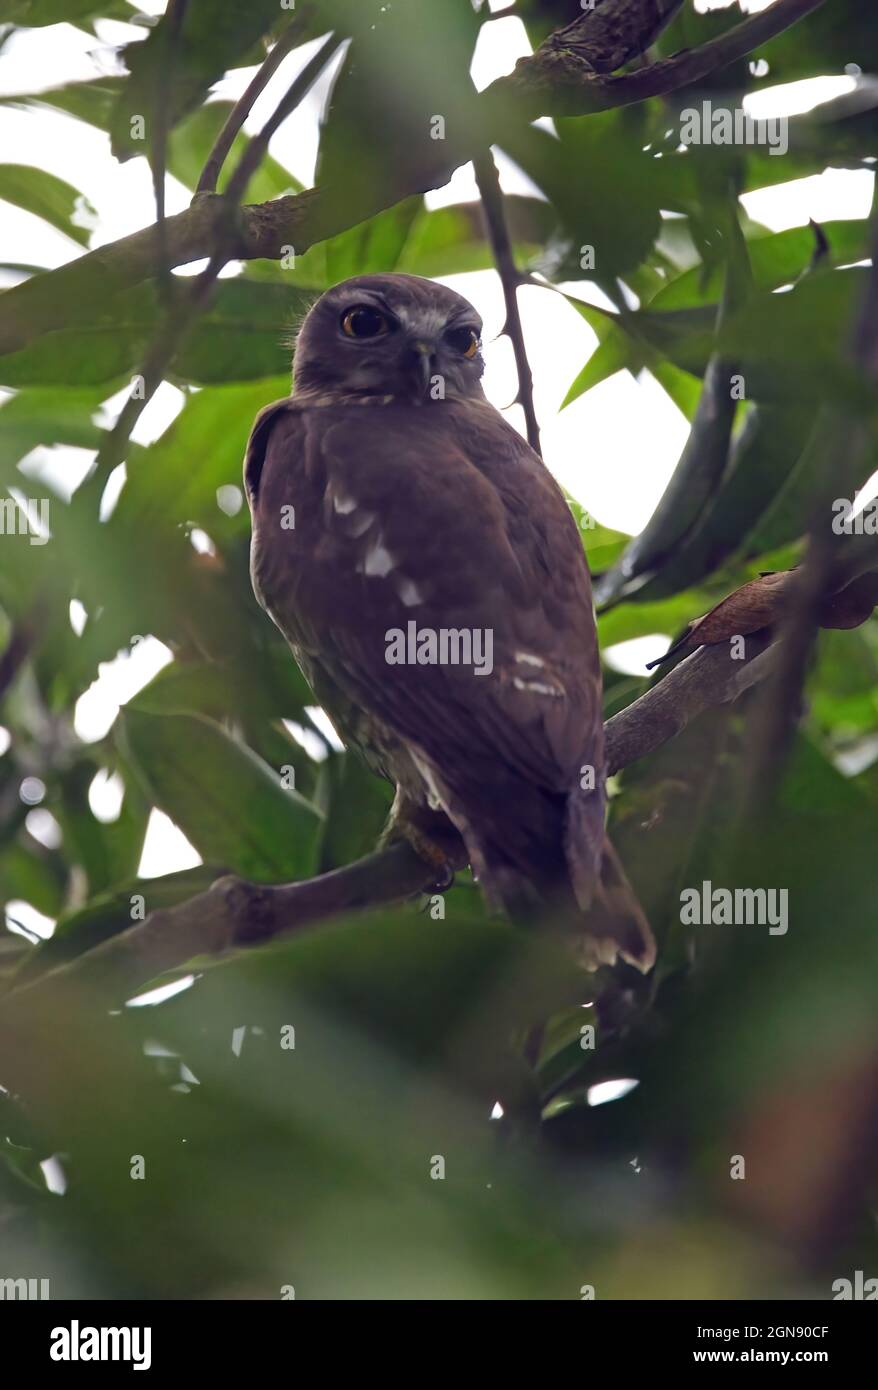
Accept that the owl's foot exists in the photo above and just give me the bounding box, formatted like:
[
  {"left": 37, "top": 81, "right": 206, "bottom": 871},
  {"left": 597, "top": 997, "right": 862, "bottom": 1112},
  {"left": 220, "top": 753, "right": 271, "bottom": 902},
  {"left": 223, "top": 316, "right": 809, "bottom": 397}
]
[{"left": 380, "top": 793, "right": 467, "bottom": 894}]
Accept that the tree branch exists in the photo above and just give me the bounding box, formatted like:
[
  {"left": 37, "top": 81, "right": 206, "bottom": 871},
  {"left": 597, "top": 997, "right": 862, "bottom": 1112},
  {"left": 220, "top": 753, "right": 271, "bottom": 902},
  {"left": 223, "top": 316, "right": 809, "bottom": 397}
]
[
  {"left": 195, "top": 12, "right": 313, "bottom": 196},
  {"left": 473, "top": 149, "right": 541, "bottom": 455},
  {"left": 496, "top": 0, "right": 828, "bottom": 117},
  {"left": 0, "top": 0, "right": 828, "bottom": 359},
  {"left": 0, "top": 629, "right": 778, "bottom": 1013}
]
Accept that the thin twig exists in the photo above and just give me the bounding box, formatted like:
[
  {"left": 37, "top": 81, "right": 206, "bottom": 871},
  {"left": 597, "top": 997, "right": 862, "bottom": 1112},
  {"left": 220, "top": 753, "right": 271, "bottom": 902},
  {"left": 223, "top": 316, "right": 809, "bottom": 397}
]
[
  {"left": 195, "top": 12, "right": 312, "bottom": 196},
  {"left": 473, "top": 148, "right": 541, "bottom": 455},
  {"left": 151, "top": 0, "right": 188, "bottom": 303},
  {"left": 222, "top": 32, "right": 343, "bottom": 206}
]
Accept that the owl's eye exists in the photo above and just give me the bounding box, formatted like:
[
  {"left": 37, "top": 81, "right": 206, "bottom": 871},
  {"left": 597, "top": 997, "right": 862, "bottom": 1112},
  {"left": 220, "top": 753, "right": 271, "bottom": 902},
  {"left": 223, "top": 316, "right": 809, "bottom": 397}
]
[
  {"left": 341, "top": 305, "right": 390, "bottom": 339},
  {"left": 445, "top": 326, "right": 480, "bottom": 359}
]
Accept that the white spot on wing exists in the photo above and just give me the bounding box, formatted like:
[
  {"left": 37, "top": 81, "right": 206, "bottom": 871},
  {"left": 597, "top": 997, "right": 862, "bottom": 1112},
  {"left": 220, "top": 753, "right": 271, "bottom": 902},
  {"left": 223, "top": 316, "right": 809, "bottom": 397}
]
[
  {"left": 333, "top": 491, "right": 358, "bottom": 515},
  {"left": 362, "top": 540, "right": 395, "bottom": 577},
  {"left": 514, "top": 651, "right": 545, "bottom": 668},
  {"left": 512, "top": 677, "right": 563, "bottom": 698},
  {"left": 397, "top": 577, "right": 424, "bottom": 606}
]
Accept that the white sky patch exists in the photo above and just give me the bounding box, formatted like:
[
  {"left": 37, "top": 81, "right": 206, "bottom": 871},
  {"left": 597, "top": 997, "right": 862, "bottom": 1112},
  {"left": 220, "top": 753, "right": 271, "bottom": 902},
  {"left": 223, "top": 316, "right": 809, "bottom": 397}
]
[
  {"left": 587, "top": 1078, "right": 640, "bottom": 1107},
  {"left": 304, "top": 705, "right": 346, "bottom": 753},
  {"left": 40, "top": 1155, "right": 67, "bottom": 1196},
  {"left": 604, "top": 635, "right": 672, "bottom": 677},
  {"left": 18, "top": 445, "right": 97, "bottom": 503},
  {"left": 96, "top": 380, "right": 186, "bottom": 446},
  {"left": 189, "top": 527, "right": 216, "bottom": 556},
  {"left": 470, "top": 14, "right": 531, "bottom": 93},
  {"left": 283, "top": 718, "right": 330, "bottom": 762},
  {"left": 126, "top": 974, "right": 198, "bottom": 1008},
  {"left": 74, "top": 637, "right": 173, "bottom": 743},
  {"left": 695, "top": 0, "right": 775, "bottom": 11},
  {"left": 99, "top": 462, "right": 127, "bottom": 522},
  {"left": 174, "top": 257, "right": 242, "bottom": 280},
  {"left": 69, "top": 599, "right": 87, "bottom": 636},
  {"left": 852, "top": 468, "right": 878, "bottom": 518},
  {"left": 25, "top": 808, "right": 63, "bottom": 850},
  {"left": 744, "top": 75, "right": 857, "bottom": 121},
  {"left": 19, "top": 775, "right": 46, "bottom": 805},
  {"left": 5, "top": 899, "right": 55, "bottom": 941},
  {"left": 88, "top": 768, "right": 125, "bottom": 824},
  {"left": 217, "top": 483, "right": 244, "bottom": 516},
  {"left": 136, "top": 810, "right": 202, "bottom": 878},
  {"left": 742, "top": 167, "right": 875, "bottom": 232}
]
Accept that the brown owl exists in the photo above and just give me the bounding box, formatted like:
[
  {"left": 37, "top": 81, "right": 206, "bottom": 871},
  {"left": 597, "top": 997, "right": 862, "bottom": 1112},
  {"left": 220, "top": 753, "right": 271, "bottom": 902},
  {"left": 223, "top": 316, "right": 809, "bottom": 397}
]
[{"left": 244, "top": 272, "right": 654, "bottom": 972}]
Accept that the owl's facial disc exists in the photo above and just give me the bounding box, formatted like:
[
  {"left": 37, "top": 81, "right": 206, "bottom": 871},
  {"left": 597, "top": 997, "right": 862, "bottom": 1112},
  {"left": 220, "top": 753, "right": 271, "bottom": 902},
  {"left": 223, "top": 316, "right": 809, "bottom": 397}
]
[{"left": 294, "top": 273, "right": 485, "bottom": 402}]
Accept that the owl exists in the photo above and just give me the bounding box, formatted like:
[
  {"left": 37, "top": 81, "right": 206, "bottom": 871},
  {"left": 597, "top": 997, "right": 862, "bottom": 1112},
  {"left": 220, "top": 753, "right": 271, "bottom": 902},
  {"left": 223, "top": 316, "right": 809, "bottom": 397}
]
[{"left": 244, "top": 273, "right": 654, "bottom": 972}]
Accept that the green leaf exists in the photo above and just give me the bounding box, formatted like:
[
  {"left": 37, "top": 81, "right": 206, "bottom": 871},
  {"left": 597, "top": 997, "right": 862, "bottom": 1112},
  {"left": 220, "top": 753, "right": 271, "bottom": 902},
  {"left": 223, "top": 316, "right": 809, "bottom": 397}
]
[
  {"left": 0, "top": 76, "right": 123, "bottom": 129},
  {"left": 126, "top": 649, "right": 313, "bottom": 725},
  {"left": 117, "top": 708, "right": 323, "bottom": 883},
  {"left": 109, "top": 1, "right": 287, "bottom": 160},
  {"left": 561, "top": 331, "right": 634, "bottom": 409},
  {"left": 316, "top": 752, "right": 392, "bottom": 871},
  {"left": 0, "top": 163, "right": 97, "bottom": 247},
  {"left": 595, "top": 351, "right": 739, "bottom": 608},
  {"left": 324, "top": 197, "right": 423, "bottom": 284},
  {"left": 0, "top": 842, "right": 65, "bottom": 918},
  {"left": 502, "top": 112, "right": 663, "bottom": 281},
  {"left": 114, "top": 376, "right": 289, "bottom": 530},
  {"left": 397, "top": 199, "right": 552, "bottom": 279},
  {"left": 0, "top": 385, "right": 104, "bottom": 485},
  {"left": 650, "top": 220, "right": 871, "bottom": 311},
  {"left": 0, "top": 280, "right": 314, "bottom": 388},
  {"left": 627, "top": 403, "right": 814, "bottom": 603},
  {"left": 0, "top": 0, "right": 117, "bottom": 26}
]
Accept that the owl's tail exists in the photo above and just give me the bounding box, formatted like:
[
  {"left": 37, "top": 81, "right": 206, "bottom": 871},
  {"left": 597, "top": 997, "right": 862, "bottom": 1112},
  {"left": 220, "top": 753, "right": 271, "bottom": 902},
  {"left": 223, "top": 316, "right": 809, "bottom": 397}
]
[
  {"left": 582, "top": 834, "right": 656, "bottom": 973},
  {"left": 481, "top": 836, "right": 654, "bottom": 974}
]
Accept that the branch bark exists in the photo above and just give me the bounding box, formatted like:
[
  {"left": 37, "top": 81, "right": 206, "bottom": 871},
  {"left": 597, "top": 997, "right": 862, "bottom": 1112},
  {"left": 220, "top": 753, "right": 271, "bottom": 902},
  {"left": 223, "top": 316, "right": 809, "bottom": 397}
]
[{"left": 0, "top": 0, "right": 827, "bottom": 359}]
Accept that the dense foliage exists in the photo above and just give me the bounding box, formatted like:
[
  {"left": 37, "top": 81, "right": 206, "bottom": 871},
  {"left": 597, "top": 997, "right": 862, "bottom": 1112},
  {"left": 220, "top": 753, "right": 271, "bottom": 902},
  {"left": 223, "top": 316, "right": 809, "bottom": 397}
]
[{"left": 0, "top": 0, "right": 876, "bottom": 1299}]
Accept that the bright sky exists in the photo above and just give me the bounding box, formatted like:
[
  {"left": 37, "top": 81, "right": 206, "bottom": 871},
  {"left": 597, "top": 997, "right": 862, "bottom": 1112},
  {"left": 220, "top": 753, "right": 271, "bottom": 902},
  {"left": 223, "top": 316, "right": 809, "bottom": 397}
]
[{"left": 0, "top": 1, "right": 872, "bottom": 921}]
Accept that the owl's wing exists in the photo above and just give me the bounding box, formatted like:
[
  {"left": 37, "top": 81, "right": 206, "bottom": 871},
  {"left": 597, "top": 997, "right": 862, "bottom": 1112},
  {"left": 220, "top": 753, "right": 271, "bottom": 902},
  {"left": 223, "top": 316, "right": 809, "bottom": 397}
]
[
  {"left": 246, "top": 396, "right": 603, "bottom": 802},
  {"left": 246, "top": 396, "right": 656, "bottom": 971}
]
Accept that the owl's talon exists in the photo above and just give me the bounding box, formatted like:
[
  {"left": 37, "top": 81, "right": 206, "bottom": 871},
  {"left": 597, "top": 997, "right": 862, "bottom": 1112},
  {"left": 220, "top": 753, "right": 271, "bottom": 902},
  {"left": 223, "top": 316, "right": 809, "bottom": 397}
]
[{"left": 429, "top": 864, "right": 455, "bottom": 895}]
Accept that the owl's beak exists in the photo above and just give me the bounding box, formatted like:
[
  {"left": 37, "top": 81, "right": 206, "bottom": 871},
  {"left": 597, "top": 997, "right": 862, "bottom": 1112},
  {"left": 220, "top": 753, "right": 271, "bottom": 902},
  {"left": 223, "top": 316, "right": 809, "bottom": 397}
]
[{"left": 407, "top": 339, "right": 437, "bottom": 398}]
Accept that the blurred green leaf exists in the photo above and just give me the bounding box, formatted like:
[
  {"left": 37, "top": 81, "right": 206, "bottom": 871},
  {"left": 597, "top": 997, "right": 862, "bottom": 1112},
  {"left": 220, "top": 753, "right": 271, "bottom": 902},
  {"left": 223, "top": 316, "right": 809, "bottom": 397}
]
[
  {"left": 117, "top": 707, "right": 323, "bottom": 883},
  {"left": 0, "top": 163, "right": 97, "bottom": 247},
  {"left": 0, "top": 279, "right": 313, "bottom": 388}
]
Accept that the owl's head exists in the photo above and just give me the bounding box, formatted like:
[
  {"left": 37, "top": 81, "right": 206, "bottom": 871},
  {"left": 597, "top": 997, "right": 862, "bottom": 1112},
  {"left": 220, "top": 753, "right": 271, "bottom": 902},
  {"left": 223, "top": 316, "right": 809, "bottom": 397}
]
[{"left": 293, "top": 272, "right": 485, "bottom": 403}]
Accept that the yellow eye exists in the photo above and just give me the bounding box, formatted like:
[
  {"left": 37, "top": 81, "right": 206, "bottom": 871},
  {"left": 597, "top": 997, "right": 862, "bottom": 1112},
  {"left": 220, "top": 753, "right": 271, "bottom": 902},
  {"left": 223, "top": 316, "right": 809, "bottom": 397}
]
[
  {"left": 341, "top": 305, "right": 389, "bottom": 339},
  {"left": 445, "top": 326, "right": 480, "bottom": 359}
]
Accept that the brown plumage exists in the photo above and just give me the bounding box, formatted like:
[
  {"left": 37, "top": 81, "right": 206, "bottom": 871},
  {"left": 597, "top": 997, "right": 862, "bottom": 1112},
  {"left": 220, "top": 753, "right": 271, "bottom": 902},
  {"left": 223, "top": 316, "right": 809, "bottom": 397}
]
[{"left": 244, "top": 272, "right": 654, "bottom": 972}]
